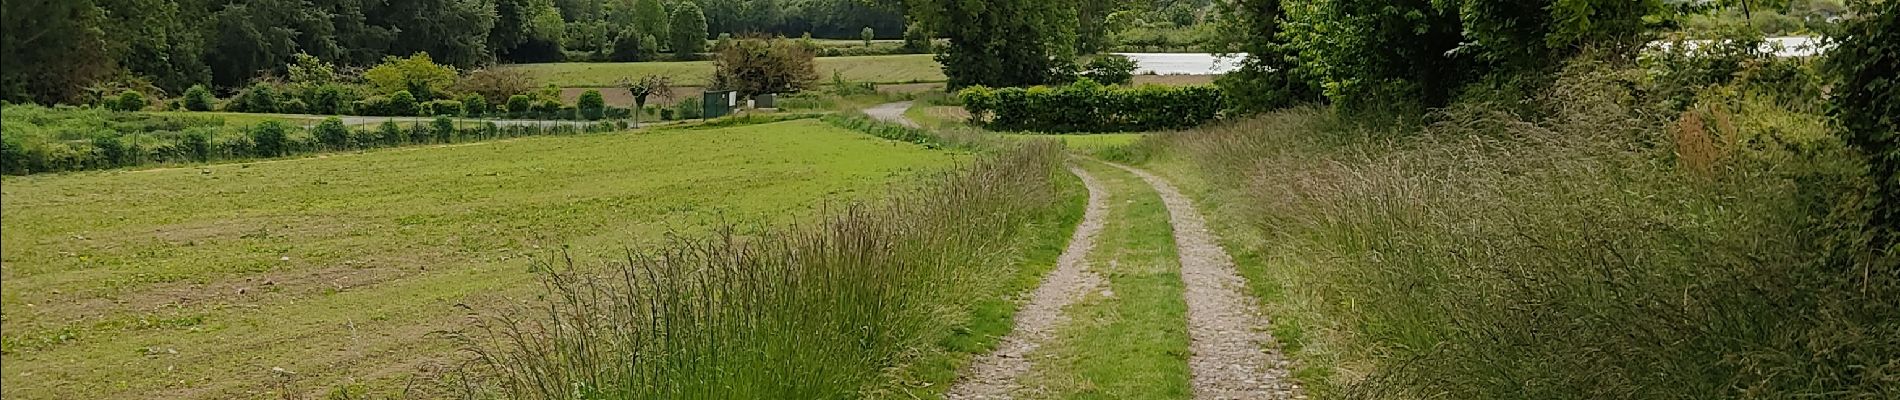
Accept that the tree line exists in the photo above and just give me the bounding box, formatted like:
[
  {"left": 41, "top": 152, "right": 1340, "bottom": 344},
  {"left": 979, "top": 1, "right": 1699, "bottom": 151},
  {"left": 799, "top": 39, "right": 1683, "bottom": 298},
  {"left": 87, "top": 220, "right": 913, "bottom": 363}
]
[{"left": 0, "top": 0, "right": 913, "bottom": 105}]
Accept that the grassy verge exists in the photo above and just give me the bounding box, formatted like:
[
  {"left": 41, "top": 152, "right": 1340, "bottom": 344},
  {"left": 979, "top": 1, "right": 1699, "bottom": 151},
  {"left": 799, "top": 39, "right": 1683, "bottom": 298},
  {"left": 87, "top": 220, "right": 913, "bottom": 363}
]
[
  {"left": 1112, "top": 58, "right": 1893, "bottom": 398},
  {"left": 0, "top": 120, "right": 962, "bottom": 399},
  {"left": 1016, "top": 159, "right": 1192, "bottom": 400},
  {"left": 508, "top": 55, "right": 945, "bottom": 87},
  {"left": 873, "top": 165, "right": 1087, "bottom": 399},
  {"left": 465, "top": 121, "right": 1086, "bottom": 398}
]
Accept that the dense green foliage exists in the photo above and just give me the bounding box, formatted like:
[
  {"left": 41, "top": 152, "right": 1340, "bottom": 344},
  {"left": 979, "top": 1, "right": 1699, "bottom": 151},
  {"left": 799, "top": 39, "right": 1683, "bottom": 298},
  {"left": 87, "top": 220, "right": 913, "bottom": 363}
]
[
  {"left": 711, "top": 37, "right": 818, "bottom": 96},
  {"left": 671, "top": 2, "right": 712, "bottom": 58},
  {"left": 0, "top": 0, "right": 917, "bottom": 105},
  {"left": 1214, "top": 0, "right": 1663, "bottom": 115},
  {"left": 903, "top": 0, "right": 1080, "bottom": 88},
  {"left": 960, "top": 80, "right": 1223, "bottom": 133},
  {"left": 1081, "top": 55, "right": 1139, "bottom": 86}
]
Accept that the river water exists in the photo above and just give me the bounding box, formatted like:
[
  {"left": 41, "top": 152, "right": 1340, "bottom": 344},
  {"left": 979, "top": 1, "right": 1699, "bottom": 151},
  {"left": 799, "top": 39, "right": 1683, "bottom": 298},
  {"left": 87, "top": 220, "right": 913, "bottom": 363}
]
[{"left": 1114, "top": 53, "right": 1245, "bottom": 75}]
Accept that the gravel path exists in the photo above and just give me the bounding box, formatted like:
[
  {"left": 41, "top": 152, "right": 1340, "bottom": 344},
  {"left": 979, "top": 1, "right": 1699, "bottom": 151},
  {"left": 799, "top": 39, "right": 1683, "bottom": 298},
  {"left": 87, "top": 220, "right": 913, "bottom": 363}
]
[
  {"left": 863, "top": 101, "right": 919, "bottom": 128},
  {"left": 945, "top": 165, "right": 1111, "bottom": 400},
  {"left": 1103, "top": 161, "right": 1302, "bottom": 400}
]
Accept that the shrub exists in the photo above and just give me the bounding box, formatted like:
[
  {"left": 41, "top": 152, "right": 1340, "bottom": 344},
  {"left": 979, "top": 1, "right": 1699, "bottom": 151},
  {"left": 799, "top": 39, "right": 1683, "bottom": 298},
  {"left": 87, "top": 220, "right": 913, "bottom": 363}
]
[
  {"left": 278, "top": 98, "right": 308, "bottom": 115},
  {"left": 1081, "top": 55, "right": 1138, "bottom": 86},
  {"left": 431, "top": 116, "right": 456, "bottom": 142},
  {"left": 364, "top": 53, "right": 457, "bottom": 100},
  {"left": 388, "top": 91, "right": 419, "bottom": 116},
  {"left": 903, "top": 22, "right": 931, "bottom": 53},
  {"left": 535, "top": 99, "right": 564, "bottom": 118},
  {"left": 675, "top": 96, "right": 703, "bottom": 119},
  {"left": 247, "top": 120, "right": 292, "bottom": 157},
  {"left": 457, "top": 69, "right": 538, "bottom": 106},
  {"left": 313, "top": 117, "right": 350, "bottom": 150},
  {"left": 226, "top": 83, "right": 281, "bottom": 113},
  {"left": 959, "top": 80, "right": 1223, "bottom": 132},
  {"left": 108, "top": 90, "right": 146, "bottom": 112},
  {"left": 424, "top": 99, "right": 465, "bottom": 117},
  {"left": 577, "top": 89, "right": 606, "bottom": 120},
  {"left": 506, "top": 95, "right": 534, "bottom": 118},
  {"left": 378, "top": 120, "right": 405, "bottom": 145},
  {"left": 461, "top": 94, "right": 489, "bottom": 117},
  {"left": 307, "top": 84, "right": 353, "bottom": 115},
  {"left": 711, "top": 37, "right": 819, "bottom": 97},
  {"left": 182, "top": 85, "right": 215, "bottom": 111},
  {"left": 861, "top": 27, "right": 875, "bottom": 46}
]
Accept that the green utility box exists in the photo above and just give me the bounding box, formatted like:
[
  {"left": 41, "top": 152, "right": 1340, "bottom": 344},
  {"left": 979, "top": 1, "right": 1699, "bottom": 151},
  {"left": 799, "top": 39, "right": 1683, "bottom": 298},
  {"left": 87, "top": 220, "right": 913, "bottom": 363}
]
[{"left": 702, "top": 90, "right": 737, "bottom": 118}]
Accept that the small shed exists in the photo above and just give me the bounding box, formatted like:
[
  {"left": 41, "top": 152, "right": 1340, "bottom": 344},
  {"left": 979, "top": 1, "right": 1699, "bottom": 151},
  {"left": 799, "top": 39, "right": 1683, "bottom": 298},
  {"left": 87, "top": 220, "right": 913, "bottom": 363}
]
[
  {"left": 702, "top": 90, "right": 738, "bottom": 118},
  {"left": 753, "top": 93, "right": 777, "bottom": 109}
]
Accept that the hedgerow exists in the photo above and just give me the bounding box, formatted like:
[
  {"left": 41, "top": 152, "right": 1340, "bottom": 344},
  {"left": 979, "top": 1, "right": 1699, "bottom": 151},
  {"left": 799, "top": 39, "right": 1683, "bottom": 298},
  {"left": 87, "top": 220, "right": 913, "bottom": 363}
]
[
  {"left": 0, "top": 104, "right": 638, "bottom": 175},
  {"left": 959, "top": 79, "right": 1222, "bottom": 133}
]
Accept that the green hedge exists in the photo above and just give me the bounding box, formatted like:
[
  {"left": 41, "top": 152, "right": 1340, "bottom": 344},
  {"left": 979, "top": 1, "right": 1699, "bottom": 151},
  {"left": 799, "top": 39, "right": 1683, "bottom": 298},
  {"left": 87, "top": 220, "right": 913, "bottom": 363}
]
[
  {"left": 0, "top": 104, "right": 629, "bottom": 175},
  {"left": 959, "top": 80, "right": 1223, "bottom": 133}
]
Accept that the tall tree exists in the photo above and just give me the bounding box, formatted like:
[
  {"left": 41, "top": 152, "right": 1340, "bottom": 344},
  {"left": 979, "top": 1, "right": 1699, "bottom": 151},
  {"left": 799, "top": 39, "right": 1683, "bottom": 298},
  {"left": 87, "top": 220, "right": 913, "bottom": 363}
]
[
  {"left": 1, "top": 0, "right": 116, "bottom": 103},
  {"left": 634, "top": 0, "right": 670, "bottom": 48},
  {"left": 904, "top": 0, "right": 1080, "bottom": 88},
  {"left": 671, "top": 1, "right": 710, "bottom": 58},
  {"left": 1212, "top": 0, "right": 1319, "bottom": 112},
  {"left": 369, "top": 0, "right": 495, "bottom": 67}
]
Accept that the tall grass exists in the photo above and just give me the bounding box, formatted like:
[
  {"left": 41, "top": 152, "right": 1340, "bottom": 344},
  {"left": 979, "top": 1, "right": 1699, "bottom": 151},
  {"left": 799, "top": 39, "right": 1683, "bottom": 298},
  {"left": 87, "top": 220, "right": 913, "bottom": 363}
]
[
  {"left": 1121, "top": 58, "right": 1897, "bottom": 398},
  {"left": 462, "top": 137, "right": 1075, "bottom": 399}
]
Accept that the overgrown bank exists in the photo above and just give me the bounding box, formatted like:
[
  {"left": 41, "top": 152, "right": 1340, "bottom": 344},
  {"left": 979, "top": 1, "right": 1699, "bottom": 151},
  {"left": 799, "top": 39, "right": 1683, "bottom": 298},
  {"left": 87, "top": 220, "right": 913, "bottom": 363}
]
[
  {"left": 462, "top": 126, "right": 1088, "bottom": 398},
  {"left": 1111, "top": 52, "right": 1895, "bottom": 398}
]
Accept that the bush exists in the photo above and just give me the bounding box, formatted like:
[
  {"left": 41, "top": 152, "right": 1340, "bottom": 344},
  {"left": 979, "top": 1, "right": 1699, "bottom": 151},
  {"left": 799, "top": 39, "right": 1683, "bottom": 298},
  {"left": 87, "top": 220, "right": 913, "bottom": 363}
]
[
  {"left": 904, "top": 23, "right": 931, "bottom": 53},
  {"left": 501, "top": 95, "right": 532, "bottom": 118},
  {"left": 306, "top": 84, "right": 353, "bottom": 115},
  {"left": 312, "top": 117, "right": 350, "bottom": 150},
  {"left": 247, "top": 120, "right": 292, "bottom": 157},
  {"left": 226, "top": 83, "right": 281, "bottom": 113},
  {"left": 431, "top": 116, "right": 456, "bottom": 142},
  {"left": 1081, "top": 55, "right": 1138, "bottom": 86},
  {"left": 108, "top": 90, "right": 146, "bottom": 112},
  {"left": 675, "top": 97, "right": 703, "bottom": 119},
  {"left": 959, "top": 80, "right": 1223, "bottom": 132},
  {"left": 424, "top": 99, "right": 465, "bottom": 117},
  {"left": 578, "top": 89, "right": 606, "bottom": 120},
  {"left": 535, "top": 99, "right": 564, "bottom": 118},
  {"left": 461, "top": 94, "right": 489, "bottom": 117},
  {"left": 711, "top": 37, "right": 818, "bottom": 97},
  {"left": 182, "top": 85, "right": 215, "bottom": 111},
  {"left": 364, "top": 53, "right": 457, "bottom": 100},
  {"left": 278, "top": 98, "right": 308, "bottom": 115},
  {"left": 388, "top": 91, "right": 419, "bottom": 116},
  {"left": 378, "top": 120, "right": 405, "bottom": 145}
]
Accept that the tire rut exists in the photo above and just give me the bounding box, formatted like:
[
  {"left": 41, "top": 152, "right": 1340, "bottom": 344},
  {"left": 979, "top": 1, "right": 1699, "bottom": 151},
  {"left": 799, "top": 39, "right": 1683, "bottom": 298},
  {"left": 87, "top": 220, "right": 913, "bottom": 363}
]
[
  {"left": 946, "top": 164, "right": 1112, "bottom": 400},
  {"left": 1102, "top": 161, "right": 1302, "bottom": 400}
]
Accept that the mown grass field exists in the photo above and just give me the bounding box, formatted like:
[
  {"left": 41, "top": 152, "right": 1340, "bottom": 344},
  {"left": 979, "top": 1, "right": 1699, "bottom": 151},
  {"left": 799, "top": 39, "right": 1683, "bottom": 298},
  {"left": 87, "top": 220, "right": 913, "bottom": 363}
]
[
  {"left": 511, "top": 54, "right": 946, "bottom": 87},
  {"left": 0, "top": 119, "right": 964, "bottom": 399}
]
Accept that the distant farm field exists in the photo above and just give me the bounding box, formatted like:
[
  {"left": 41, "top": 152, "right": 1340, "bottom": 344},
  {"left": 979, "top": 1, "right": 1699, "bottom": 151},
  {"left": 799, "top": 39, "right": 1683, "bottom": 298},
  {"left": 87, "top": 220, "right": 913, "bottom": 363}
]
[
  {"left": 0, "top": 119, "right": 962, "bottom": 399},
  {"left": 511, "top": 54, "right": 946, "bottom": 87}
]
